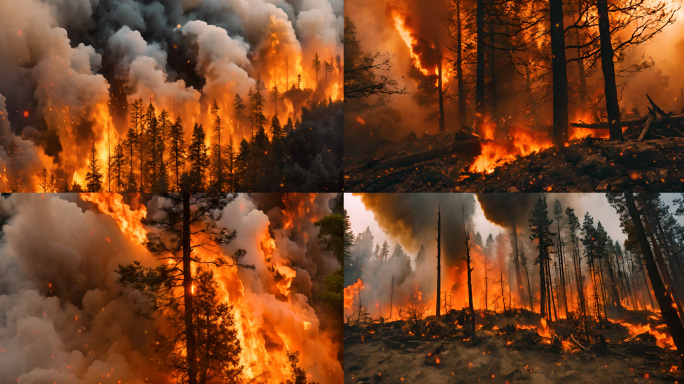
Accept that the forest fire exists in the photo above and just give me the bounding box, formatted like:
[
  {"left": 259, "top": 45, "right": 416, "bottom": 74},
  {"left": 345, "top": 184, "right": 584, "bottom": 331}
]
[
  {"left": 0, "top": 193, "right": 342, "bottom": 383},
  {"left": 0, "top": 0, "right": 343, "bottom": 193},
  {"left": 391, "top": 10, "right": 450, "bottom": 86},
  {"left": 345, "top": 279, "right": 365, "bottom": 311},
  {"left": 345, "top": 0, "right": 684, "bottom": 192},
  {"left": 469, "top": 124, "right": 554, "bottom": 174},
  {"left": 345, "top": 193, "right": 684, "bottom": 382}
]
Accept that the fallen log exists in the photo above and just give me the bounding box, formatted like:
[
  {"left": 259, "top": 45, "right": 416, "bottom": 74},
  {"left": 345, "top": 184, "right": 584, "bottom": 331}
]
[
  {"left": 637, "top": 111, "right": 657, "bottom": 141},
  {"left": 571, "top": 114, "right": 684, "bottom": 129},
  {"left": 365, "top": 139, "right": 481, "bottom": 173}
]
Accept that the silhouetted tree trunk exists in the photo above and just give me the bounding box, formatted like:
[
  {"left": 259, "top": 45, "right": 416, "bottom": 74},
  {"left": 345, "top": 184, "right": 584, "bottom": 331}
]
[
  {"left": 624, "top": 193, "right": 684, "bottom": 365},
  {"left": 475, "top": 0, "right": 485, "bottom": 133},
  {"left": 597, "top": 0, "right": 622, "bottom": 140},
  {"left": 550, "top": 0, "right": 569, "bottom": 144},
  {"left": 437, "top": 56, "right": 446, "bottom": 132},
  {"left": 464, "top": 207, "right": 476, "bottom": 339},
  {"left": 436, "top": 207, "right": 442, "bottom": 318},
  {"left": 455, "top": 0, "right": 466, "bottom": 130},
  {"left": 183, "top": 193, "right": 198, "bottom": 384}
]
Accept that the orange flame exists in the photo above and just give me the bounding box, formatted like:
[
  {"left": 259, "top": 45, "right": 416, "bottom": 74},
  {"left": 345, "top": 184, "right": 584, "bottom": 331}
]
[{"left": 344, "top": 279, "right": 365, "bottom": 310}]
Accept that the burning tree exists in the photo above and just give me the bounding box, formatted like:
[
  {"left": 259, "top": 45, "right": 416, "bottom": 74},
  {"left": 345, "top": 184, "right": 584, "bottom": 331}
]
[
  {"left": 529, "top": 196, "right": 555, "bottom": 319},
  {"left": 117, "top": 194, "right": 253, "bottom": 384}
]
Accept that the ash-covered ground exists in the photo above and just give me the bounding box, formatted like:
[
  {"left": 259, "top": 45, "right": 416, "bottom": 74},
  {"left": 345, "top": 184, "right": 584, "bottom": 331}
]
[
  {"left": 344, "top": 309, "right": 683, "bottom": 383},
  {"left": 344, "top": 130, "right": 684, "bottom": 193}
]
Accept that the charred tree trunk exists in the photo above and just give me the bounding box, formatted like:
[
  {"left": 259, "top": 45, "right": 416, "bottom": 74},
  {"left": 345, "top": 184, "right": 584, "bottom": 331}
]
[
  {"left": 436, "top": 207, "right": 442, "bottom": 318},
  {"left": 557, "top": 221, "right": 569, "bottom": 317},
  {"left": 645, "top": 224, "right": 684, "bottom": 322},
  {"left": 183, "top": 193, "right": 198, "bottom": 384},
  {"left": 574, "top": 0, "right": 588, "bottom": 110},
  {"left": 625, "top": 193, "right": 684, "bottom": 365},
  {"left": 512, "top": 224, "right": 526, "bottom": 310},
  {"left": 464, "top": 207, "right": 476, "bottom": 339},
  {"left": 596, "top": 0, "right": 622, "bottom": 140},
  {"left": 540, "top": 249, "right": 547, "bottom": 318},
  {"left": 550, "top": 0, "right": 569, "bottom": 144},
  {"left": 489, "top": 37, "right": 498, "bottom": 123},
  {"left": 547, "top": 257, "right": 557, "bottom": 321},
  {"left": 475, "top": 0, "right": 486, "bottom": 134},
  {"left": 456, "top": 0, "right": 466, "bottom": 131},
  {"left": 438, "top": 57, "right": 446, "bottom": 132},
  {"left": 484, "top": 248, "right": 489, "bottom": 311},
  {"left": 597, "top": 260, "right": 609, "bottom": 319},
  {"left": 390, "top": 275, "right": 394, "bottom": 320},
  {"left": 605, "top": 254, "right": 622, "bottom": 310}
]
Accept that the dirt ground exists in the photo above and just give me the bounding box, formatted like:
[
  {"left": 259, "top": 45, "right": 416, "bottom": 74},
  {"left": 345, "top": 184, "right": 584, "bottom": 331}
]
[
  {"left": 344, "top": 311, "right": 683, "bottom": 383},
  {"left": 344, "top": 132, "right": 684, "bottom": 193}
]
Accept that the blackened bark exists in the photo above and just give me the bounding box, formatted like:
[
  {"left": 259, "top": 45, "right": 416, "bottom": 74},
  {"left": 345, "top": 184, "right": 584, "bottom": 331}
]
[
  {"left": 550, "top": 0, "right": 569, "bottom": 144},
  {"left": 475, "top": 0, "right": 485, "bottom": 134},
  {"left": 625, "top": 193, "right": 684, "bottom": 365},
  {"left": 456, "top": 0, "right": 466, "bottom": 131},
  {"left": 597, "top": 0, "right": 623, "bottom": 140},
  {"left": 183, "top": 193, "right": 198, "bottom": 384}
]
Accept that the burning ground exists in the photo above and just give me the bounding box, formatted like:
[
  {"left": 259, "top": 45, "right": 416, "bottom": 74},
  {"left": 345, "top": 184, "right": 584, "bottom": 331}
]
[
  {"left": 0, "top": 193, "right": 343, "bottom": 383},
  {"left": 345, "top": 309, "right": 683, "bottom": 383},
  {"left": 344, "top": 193, "right": 684, "bottom": 382},
  {"left": 0, "top": 0, "right": 343, "bottom": 192},
  {"left": 345, "top": 129, "right": 684, "bottom": 192}
]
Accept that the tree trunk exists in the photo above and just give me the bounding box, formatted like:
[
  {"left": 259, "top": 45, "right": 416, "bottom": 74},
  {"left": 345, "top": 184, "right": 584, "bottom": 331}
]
[
  {"left": 475, "top": 0, "right": 485, "bottom": 134},
  {"left": 550, "top": 0, "right": 569, "bottom": 144},
  {"left": 437, "top": 57, "right": 446, "bottom": 132},
  {"left": 436, "top": 208, "right": 441, "bottom": 318},
  {"left": 625, "top": 193, "right": 684, "bottom": 365},
  {"left": 539, "top": 248, "right": 547, "bottom": 318},
  {"left": 597, "top": 0, "right": 623, "bottom": 140},
  {"left": 463, "top": 210, "right": 476, "bottom": 339},
  {"left": 512, "top": 224, "right": 526, "bottom": 310},
  {"left": 574, "top": 0, "right": 587, "bottom": 110},
  {"left": 183, "top": 193, "right": 199, "bottom": 384},
  {"left": 456, "top": 0, "right": 466, "bottom": 131}
]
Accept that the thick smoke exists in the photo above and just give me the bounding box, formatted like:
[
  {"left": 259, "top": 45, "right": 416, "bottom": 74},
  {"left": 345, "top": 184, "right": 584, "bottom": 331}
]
[
  {"left": 352, "top": 193, "right": 478, "bottom": 316},
  {"left": 0, "top": 0, "right": 343, "bottom": 190},
  {"left": 0, "top": 194, "right": 165, "bottom": 383},
  {"left": 0, "top": 193, "right": 343, "bottom": 383}
]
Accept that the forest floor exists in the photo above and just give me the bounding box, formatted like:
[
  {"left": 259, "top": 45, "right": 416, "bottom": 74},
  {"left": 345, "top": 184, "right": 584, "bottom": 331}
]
[
  {"left": 344, "top": 129, "right": 684, "bottom": 192},
  {"left": 344, "top": 309, "right": 683, "bottom": 383}
]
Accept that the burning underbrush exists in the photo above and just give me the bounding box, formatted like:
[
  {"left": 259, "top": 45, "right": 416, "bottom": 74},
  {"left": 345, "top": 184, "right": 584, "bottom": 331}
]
[
  {"left": 344, "top": 123, "right": 684, "bottom": 192},
  {"left": 345, "top": 308, "right": 683, "bottom": 383}
]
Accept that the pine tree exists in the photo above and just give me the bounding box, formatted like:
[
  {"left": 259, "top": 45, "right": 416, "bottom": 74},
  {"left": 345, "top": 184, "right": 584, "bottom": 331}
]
[
  {"left": 112, "top": 143, "right": 126, "bottom": 193},
  {"left": 85, "top": 142, "right": 103, "bottom": 192},
  {"left": 529, "top": 196, "right": 554, "bottom": 319},
  {"left": 233, "top": 93, "right": 246, "bottom": 139},
  {"left": 125, "top": 98, "right": 143, "bottom": 192},
  {"left": 234, "top": 139, "right": 250, "bottom": 190},
  {"left": 7, "top": 138, "right": 19, "bottom": 192},
  {"left": 169, "top": 116, "right": 186, "bottom": 192},
  {"left": 117, "top": 194, "right": 253, "bottom": 384},
  {"left": 225, "top": 137, "right": 236, "bottom": 192},
  {"left": 187, "top": 124, "right": 209, "bottom": 191},
  {"left": 312, "top": 52, "right": 321, "bottom": 89},
  {"left": 210, "top": 100, "right": 225, "bottom": 192}
]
